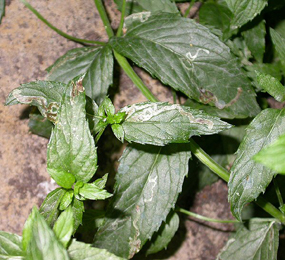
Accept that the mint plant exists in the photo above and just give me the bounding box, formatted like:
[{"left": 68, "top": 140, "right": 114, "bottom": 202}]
[{"left": 2, "top": 0, "right": 285, "bottom": 259}]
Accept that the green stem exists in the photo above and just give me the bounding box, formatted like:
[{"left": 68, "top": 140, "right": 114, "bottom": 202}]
[
  {"left": 116, "top": 0, "right": 126, "bottom": 37},
  {"left": 177, "top": 207, "right": 239, "bottom": 223},
  {"left": 189, "top": 139, "right": 230, "bottom": 182},
  {"left": 183, "top": 0, "right": 195, "bottom": 18},
  {"left": 21, "top": 0, "right": 105, "bottom": 45},
  {"left": 189, "top": 138, "right": 285, "bottom": 224},
  {"left": 255, "top": 196, "right": 285, "bottom": 224},
  {"left": 273, "top": 178, "right": 284, "bottom": 208},
  {"left": 114, "top": 51, "right": 158, "bottom": 102},
  {"left": 93, "top": 0, "right": 114, "bottom": 38}
]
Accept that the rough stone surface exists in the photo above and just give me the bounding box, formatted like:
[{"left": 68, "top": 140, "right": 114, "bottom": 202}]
[{"left": 0, "top": 1, "right": 232, "bottom": 259}]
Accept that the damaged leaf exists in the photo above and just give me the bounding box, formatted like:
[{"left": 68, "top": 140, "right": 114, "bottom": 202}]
[
  {"left": 110, "top": 13, "right": 260, "bottom": 118},
  {"left": 120, "top": 102, "right": 232, "bottom": 145},
  {"left": 93, "top": 144, "right": 191, "bottom": 259}
]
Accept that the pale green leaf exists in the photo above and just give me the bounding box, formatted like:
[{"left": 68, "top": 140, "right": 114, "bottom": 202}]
[
  {"left": 114, "top": 0, "right": 178, "bottom": 15},
  {"left": 0, "top": 231, "right": 23, "bottom": 259},
  {"left": 47, "top": 77, "right": 97, "bottom": 186},
  {"left": 53, "top": 207, "right": 74, "bottom": 248},
  {"left": 242, "top": 20, "right": 266, "bottom": 63},
  {"left": 270, "top": 28, "right": 285, "bottom": 62},
  {"left": 224, "top": 0, "right": 268, "bottom": 28},
  {"left": 0, "top": 0, "right": 5, "bottom": 23},
  {"left": 68, "top": 240, "right": 125, "bottom": 260},
  {"left": 145, "top": 211, "right": 179, "bottom": 256},
  {"left": 25, "top": 208, "right": 70, "bottom": 260},
  {"left": 93, "top": 143, "right": 191, "bottom": 258},
  {"left": 217, "top": 219, "right": 279, "bottom": 260},
  {"left": 120, "top": 102, "right": 232, "bottom": 145},
  {"left": 110, "top": 13, "right": 260, "bottom": 118},
  {"left": 59, "top": 190, "right": 74, "bottom": 211},
  {"left": 228, "top": 108, "right": 285, "bottom": 221},
  {"left": 47, "top": 46, "right": 113, "bottom": 104},
  {"left": 39, "top": 188, "right": 67, "bottom": 227},
  {"left": 78, "top": 183, "right": 112, "bottom": 200},
  {"left": 256, "top": 71, "right": 285, "bottom": 102},
  {"left": 5, "top": 81, "right": 66, "bottom": 123},
  {"left": 93, "top": 173, "right": 108, "bottom": 189},
  {"left": 254, "top": 133, "right": 285, "bottom": 174}
]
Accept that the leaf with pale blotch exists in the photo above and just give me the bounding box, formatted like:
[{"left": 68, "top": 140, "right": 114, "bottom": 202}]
[
  {"left": 145, "top": 211, "right": 179, "bottom": 256},
  {"left": 256, "top": 71, "right": 285, "bottom": 102},
  {"left": 40, "top": 188, "right": 67, "bottom": 227},
  {"left": 270, "top": 28, "right": 285, "bottom": 62},
  {"left": 68, "top": 240, "right": 124, "bottom": 260},
  {"left": 47, "top": 46, "right": 113, "bottom": 104},
  {"left": 114, "top": 0, "right": 178, "bottom": 15},
  {"left": 47, "top": 78, "right": 97, "bottom": 187},
  {"left": 93, "top": 143, "right": 191, "bottom": 259},
  {"left": 242, "top": 20, "right": 266, "bottom": 63},
  {"left": 0, "top": 231, "right": 24, "bottom": 259},
  {"left": 53, "top": 207, "right": 74, "bottom": 248},
  {"left": 254, "top": 133, "right": 285, "bottom": 174},
  {"left": 5, "top": 81, "right": 66, "bottom": 123},
  {"left": 228, "top": 108, "right": 285, "bottom": 221},
  {"left": 224, "top": 0, "right": 268, "bottom": 28},
  {"left": 110, "top": 13, "right": 260, "bottom": 118},
  {"left": 217, "top": 219, "right": 279, "bottom": 260},
  {"left": 25, "top": 208, "right": 70, "bottom": 260},
  {"left": 119, "top": 102, "right": 232, "bottom": 145}
]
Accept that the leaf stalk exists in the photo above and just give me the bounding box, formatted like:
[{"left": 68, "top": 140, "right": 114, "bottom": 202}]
[
  {"left": 21, "top": 0, "right": 105, "bottom": 46},
  {"left": 116, "top": 0, "right": 126, "bottom": 37}
]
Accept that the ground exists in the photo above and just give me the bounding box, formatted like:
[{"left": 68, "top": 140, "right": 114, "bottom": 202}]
[{"left": 0, "top": 1, "right": 234, "bottom": 259}]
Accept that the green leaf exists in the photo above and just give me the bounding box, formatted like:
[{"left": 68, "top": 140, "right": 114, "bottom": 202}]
[
  {"left": 47, "top": 46, "right": 114, "bottom": 104},
  {"left": 111, "top": 124, "right": 125, "bottom": 143},
  {"left": 145, "top": 211, "right": 179, "bottom": 256},
  {"left": 228, "top": 108, "right": 285, "bottom": 221},
  {"left": 53, "top": 207, "right": 74, "bottom": 248},
  {"left": 110, "top": 13, "right": 260, "bottom": 118},
  {"left": 217, "top": 219, "right": 279, "bottom": 260},
  {"left": 270, "top": 28, "right": 285, "bottom": 62},
  {"left": 256, "top": 71, "right": 285, "bottom": 102},
  {"left": 78, "top": 183, "right": 112, "bottom": 200},
  {"left": 47, "top": 77, "right": 98, "bottom": 187},
  {"left": 25, "top": 208, "right": 70, "bottom": 260},
  {"left": 59, "top": 190, "right": 74, "bottom": 211},
  {"left": 242, "top": 20, "right": 266, "bottom": 63},
  {"left": 0, "top": 231, "right": 23, "bottom": 259},
  {"left": 40, "top": 188, "right": 67, "bottom": 227},
  {"left": 93, "top": 173, "right": 108, "bottom": 189},
  {"left": 71, "top": 198, "right": 84, "bottom": 232},
  {"left": 224, "top": 0, "right": 268, "bottom": 28},
  {"left": 254, "top": 133, "right": 285, "bottom": 174},
  {"left": 93, "top": 143, "right": 191, "bottom": 258},
  {"left": 199, "top": 1, "right": 233, "bottom": 39},
  {"left": 68, "top": 240, "right": 124, "bottom": 260},
  {"left": 0, "top": 0, "right": 5, "bottom": 23},
  {"left": 114, "top": 0, "right": 178, "bottom": 15},
  {"left": 120, "top": 102, "right": 232, "bottom": 145},
  {"left": 28, "top": 110, "right": 53, "bottom": 138},
  {"left": 5, "top": 81, "right": 66, "bottom": 123}
]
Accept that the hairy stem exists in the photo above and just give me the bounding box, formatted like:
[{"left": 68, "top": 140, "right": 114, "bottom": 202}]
[
  {"left": 116, "top": 0, "right": 126, "bottom": 37},
  {"left": 21, "top": 0, "right": 105, "bottom": 45},
  {"left": 177, "top": 207, "right": 239, "bottom": 223},
  {"left": 114, "top": 51, "right": 158, "bottom": 102},
  {"left": 93, "top": 0, "right": 114, "bottom": 38},
  {"left": 274, "top": 178, "right": 284, "bottom": 208}
]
